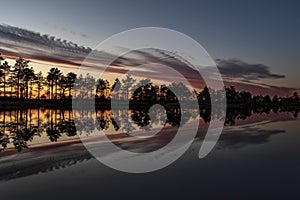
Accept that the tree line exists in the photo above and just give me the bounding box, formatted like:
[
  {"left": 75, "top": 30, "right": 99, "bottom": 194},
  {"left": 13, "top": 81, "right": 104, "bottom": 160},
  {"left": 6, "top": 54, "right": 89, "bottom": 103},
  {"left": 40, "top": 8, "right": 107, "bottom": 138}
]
[
  {"left": 1, "top": 53, "right": 299, "bottom": 110},
  {"left": 0, "top": 53, "right": 77, "bottom": 100}
]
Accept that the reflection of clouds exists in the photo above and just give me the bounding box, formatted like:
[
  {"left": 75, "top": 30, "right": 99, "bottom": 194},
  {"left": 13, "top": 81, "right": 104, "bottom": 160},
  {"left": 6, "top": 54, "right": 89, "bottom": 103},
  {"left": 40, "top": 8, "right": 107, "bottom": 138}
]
[
  {"left": 216, "top": 126, "right": 285, "bottom": 150},
  {"left": 0, "top": 108, "right": 296, "bottom": 181},
  {"left": 195, "top": 112, "right": 294, "bottom": 150},
  {"left": 0, "top": 141, "right": 91, "bottom": 181}
]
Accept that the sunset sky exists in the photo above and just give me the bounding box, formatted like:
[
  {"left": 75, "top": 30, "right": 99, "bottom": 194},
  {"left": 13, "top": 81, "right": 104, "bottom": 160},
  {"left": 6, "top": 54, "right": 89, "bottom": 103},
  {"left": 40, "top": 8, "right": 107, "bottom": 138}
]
[{"left": 1, "top": 0, "right": 299, "bottom": 96}]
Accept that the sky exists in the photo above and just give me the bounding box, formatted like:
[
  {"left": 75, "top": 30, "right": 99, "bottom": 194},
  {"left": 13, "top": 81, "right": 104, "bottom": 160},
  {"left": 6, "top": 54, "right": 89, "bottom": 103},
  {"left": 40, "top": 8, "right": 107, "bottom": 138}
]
[{"left": 0, "top": 0, "right": 300, "bottom": 95}]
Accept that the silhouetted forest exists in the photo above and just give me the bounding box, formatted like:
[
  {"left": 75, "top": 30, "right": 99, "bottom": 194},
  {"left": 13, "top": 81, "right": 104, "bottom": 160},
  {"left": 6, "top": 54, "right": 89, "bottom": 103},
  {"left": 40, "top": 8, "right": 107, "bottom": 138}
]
[{"left": 1, "top": 53, "right": 300, "bottom": 111}]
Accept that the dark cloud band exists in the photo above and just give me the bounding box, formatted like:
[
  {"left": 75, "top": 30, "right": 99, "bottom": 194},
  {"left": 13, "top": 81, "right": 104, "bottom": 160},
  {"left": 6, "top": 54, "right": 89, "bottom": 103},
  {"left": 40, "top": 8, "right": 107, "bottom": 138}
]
[{"left": 216, "top": 58, "right": 285, "bottom": 80}]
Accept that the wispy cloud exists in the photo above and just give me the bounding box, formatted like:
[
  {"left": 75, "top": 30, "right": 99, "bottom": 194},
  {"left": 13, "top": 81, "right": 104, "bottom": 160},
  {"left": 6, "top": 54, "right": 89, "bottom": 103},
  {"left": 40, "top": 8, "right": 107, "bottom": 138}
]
[
  {"left": 216, "top": 58, "right": 285, "bottom": 80},
  {"left": 0, "top": 24, "right": 92, "bottom": 67},
  {"left": 212, "top": 58, "right": 296, "bottom": 95},
  {"left": 0, "top": 24, "right": 296, "bottom": 95},
  {"left": 223, "top": 81, "right": 297, "bottom": 96},
  {"left": 0, "top": 24, "right": 92, "bottom": 54}
]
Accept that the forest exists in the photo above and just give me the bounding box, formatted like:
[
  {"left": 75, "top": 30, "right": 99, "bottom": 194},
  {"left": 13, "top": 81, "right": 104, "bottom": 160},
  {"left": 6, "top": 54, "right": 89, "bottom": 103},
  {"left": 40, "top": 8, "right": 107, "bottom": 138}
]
[{"left": 0, "top": 53, "right": 299, "bottom": 112}]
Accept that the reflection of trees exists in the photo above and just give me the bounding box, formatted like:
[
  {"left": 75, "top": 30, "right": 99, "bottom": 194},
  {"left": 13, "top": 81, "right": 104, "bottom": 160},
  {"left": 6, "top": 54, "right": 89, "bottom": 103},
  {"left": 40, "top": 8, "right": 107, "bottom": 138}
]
[
  {"left": 0, "top": 131, "right": 9, "bottom": 152},
  {"left": 7, "top": 121, "right": 37, "bottom": 151},
  {"left": 45, "top": 109, "right": 61, "bottom": 142},
  {"left": 46, "top": 127, "right": 61, "bottom": 142},
  {"left": 73, "top": 110, "right": 95, "bottom": 135},
  {"left": 57, "top": 120, "right": 76, "bottom": 137},
  {"left": 0, "top": 109, "right": 78, "bottom": 151},
  {"left": 96, "top": 109, "right": 110, "bottom": 130},
  {"left": 0, "top": 104, "right": 299, "bottom": 152},
  {"left": 111, "top": 116, "right": 120, "bottom": 132},
  {"left": 130, "top": 109, "right": 151, "bottom": 128},
  {"left": 110, "top": 109, "right": 136, "bottom": 134}
]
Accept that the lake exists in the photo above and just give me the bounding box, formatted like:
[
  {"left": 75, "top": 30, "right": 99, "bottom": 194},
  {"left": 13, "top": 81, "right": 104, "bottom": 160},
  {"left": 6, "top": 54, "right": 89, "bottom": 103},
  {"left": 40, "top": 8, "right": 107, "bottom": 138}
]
[{"left": 0, "top": 108, "right": 300, "bottom": 199}]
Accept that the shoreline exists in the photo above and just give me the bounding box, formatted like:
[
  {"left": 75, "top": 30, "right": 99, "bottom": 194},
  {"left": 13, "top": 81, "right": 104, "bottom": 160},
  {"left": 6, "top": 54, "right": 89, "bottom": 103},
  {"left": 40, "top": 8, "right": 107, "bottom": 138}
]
[{"left": 0, "top": 98, "right": 299, "bottom": 111}]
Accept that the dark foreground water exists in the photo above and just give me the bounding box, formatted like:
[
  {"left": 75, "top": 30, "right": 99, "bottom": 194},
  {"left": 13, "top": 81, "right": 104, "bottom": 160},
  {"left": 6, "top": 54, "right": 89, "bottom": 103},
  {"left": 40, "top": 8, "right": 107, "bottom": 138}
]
[{"left": 0, "top": 109, "right": 300, "bottom": 199}]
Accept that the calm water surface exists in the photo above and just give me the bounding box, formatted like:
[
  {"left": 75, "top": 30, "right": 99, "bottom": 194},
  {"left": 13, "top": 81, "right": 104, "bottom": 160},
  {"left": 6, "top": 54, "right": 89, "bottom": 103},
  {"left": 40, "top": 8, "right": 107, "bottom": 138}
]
[{"left": 0, "top": 108, "right": 299, "bottom": 199}]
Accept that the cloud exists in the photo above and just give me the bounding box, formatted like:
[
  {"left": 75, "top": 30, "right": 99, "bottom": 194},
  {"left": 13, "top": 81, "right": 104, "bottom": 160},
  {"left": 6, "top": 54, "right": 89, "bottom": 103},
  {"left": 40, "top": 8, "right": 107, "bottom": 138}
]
[
  {"left": 0, "top": 24, "right": 296, "bottom": 95},
  {"left": 0, "top": 24, "right": 91, "bottom": 63},
  {"left": 213, "top": 58, "right": 296, "bottom": 95},
  {"left": 223, "top": 81, "right": 297, "bottom": 96},
  {"left": 80, "top": 33, "right": 88, "bottom": 38},
  {"left": 216, "top": 58, "right": 285, "bottom": 80}
]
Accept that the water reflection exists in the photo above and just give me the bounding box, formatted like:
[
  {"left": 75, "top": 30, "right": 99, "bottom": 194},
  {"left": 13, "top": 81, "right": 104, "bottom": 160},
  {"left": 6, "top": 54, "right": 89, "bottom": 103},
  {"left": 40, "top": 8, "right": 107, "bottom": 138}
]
[
  {"left": 0, "top": 109, "right": 76, "bottom": 151},
  {"left": 0, "top": 106, "right": 298, "bottom": 152},
  {"left": 217, "top": 126, "right": 285, "bottom": 149},
  {"left": 0, "top": 107, "right": 298, "bottom": 182}
]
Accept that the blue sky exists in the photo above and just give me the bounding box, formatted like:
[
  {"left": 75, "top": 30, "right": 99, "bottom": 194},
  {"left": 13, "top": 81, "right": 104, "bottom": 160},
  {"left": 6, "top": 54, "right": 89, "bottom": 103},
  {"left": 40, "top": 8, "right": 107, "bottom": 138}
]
[{"left": 1, "top": 0, "right": 300, "bottom": 90}]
